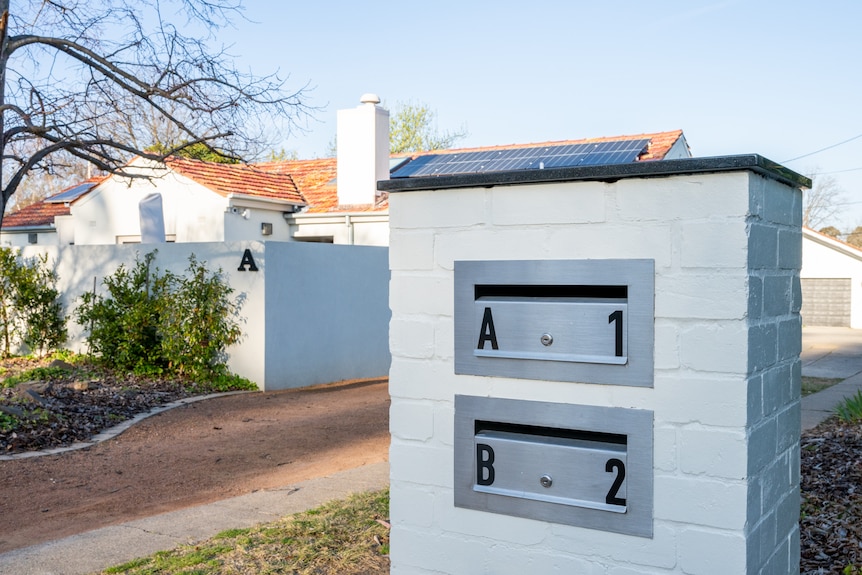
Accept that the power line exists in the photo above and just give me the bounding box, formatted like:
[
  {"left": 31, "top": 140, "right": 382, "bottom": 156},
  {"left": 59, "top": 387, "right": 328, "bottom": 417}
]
[
  {"left": 809, "top": 166, "right": 862, "bottom": 176},
  {"left": 783, "top": 133, "right": 862, "bottom": 163}
]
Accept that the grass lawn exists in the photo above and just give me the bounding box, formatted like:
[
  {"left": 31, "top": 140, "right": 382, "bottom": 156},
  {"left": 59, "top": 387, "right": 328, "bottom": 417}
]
[
  {"left": 99, "top": 489, "right": 390, "bottom": 575},
  {"left": 801, "top": 375, "right": 844, "bottom": 397}
]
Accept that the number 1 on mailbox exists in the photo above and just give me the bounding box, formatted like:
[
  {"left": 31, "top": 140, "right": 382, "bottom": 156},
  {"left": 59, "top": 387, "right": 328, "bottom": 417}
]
[{"left": 474, "top": 296, "right": 628, "bottom": 365}]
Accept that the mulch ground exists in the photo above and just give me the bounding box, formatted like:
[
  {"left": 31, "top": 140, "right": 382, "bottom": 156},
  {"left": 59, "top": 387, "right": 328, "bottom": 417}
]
[
  {"left": 1, "top": 374, "right": 204, "bottom": 453},
  {"left": 801, "top": 417, "right": 862, "bottom": 574}
]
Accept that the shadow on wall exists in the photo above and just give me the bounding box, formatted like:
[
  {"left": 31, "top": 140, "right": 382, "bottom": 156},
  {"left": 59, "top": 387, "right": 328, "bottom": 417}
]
[{"left": 21, "top": 241, "right": 390, "bottom": 391}]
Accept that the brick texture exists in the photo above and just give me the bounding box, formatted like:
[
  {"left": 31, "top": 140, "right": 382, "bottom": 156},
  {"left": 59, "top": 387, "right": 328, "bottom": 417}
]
[{"left": 389, "top": 170, "right": 802, "bottom": 574}]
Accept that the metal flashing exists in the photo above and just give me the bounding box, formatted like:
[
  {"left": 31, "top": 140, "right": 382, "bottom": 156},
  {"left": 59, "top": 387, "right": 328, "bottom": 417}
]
[{"left": 379, "top": 154, "right": 811, "bottom": 193}]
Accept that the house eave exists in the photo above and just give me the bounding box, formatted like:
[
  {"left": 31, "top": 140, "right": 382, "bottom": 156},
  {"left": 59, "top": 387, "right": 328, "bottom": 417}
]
[
  {"left": 286, "top": 211, "right": 389, "bottom": 224},
  {"left": 226, "top": 193, "right": 305, "bottom": 212},
  {"left": 1, "top": 224, "right": 56, "bottom": 233},
  {"left": 803, "top": 227, "right": 862, "bottom": 264}
]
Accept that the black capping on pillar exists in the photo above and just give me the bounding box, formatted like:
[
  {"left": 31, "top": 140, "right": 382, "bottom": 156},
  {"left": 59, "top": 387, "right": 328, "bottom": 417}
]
[{"left": 377, "top": 154, "right": 812, "bottom": 193}]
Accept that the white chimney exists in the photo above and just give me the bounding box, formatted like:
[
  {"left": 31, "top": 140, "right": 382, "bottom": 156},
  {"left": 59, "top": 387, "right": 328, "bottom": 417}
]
[{"left": 336, "top": 93, "right": 389, "bottom": 206}]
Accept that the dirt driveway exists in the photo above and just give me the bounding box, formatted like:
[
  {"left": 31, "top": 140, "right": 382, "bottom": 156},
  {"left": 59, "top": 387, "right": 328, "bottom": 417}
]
[{"left": 0, "top": 378, "right": 390, "bottom": 554}]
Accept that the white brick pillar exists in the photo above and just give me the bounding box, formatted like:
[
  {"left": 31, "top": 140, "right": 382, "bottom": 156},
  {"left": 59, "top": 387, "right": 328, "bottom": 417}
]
[{"left": 382, "top": 156, "right": 809, "bottom": 574}]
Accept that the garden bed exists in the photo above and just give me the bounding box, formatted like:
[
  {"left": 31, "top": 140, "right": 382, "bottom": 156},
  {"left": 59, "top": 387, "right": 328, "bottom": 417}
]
[{"left": 0, "top": 356, "right": 251, "bottom": 453}]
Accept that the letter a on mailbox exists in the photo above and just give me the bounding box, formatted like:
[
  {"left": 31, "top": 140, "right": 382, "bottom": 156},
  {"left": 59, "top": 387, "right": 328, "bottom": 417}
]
[{"left": 477, "top": 307, "right": 499, "bottom": 350}]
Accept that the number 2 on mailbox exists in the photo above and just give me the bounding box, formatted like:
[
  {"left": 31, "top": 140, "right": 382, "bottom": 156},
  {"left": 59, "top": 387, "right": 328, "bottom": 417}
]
[
  {"left": 476, "top": 443, "right": 627, "bottom": 508},
  {"left": 471, "top": 430, "right": 628, "bottom": 514}
]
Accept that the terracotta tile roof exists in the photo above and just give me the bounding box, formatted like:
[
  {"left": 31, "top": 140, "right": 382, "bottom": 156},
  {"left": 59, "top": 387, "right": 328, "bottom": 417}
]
[
  {"left": 165, "top": 156, "right": 305, "bottom": 205},
  {"left": 256, "top": 157, "right": 335, "bottom": 190},
  {"left": 2, "top": 176, "right": 106, "bottom": 228},
  {"left": 2, "top": 201, "right": 70, "bottom": 228},
  {"left": 632, "top": 130, "right": 686, "bottom": 161},
  {"left": 2, "top": 158, "right": 308, "bottom": 229},
  {"left": 256, "top": 158, "right": 389, "bottom": 214}
]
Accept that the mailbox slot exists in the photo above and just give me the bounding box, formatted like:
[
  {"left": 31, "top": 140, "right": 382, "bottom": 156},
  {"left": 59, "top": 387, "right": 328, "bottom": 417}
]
[
  {"left": 474, "top": 286, "right": 628, "bottom": 364},
  {"left": 473, "top": 422, "right": 628, "bottom": 513},
  {"left": 455, "top": 395, "right": 654, "bottom": 538},
  {"left": 455, "top": 260, "right": 654, "bottom": 386}
]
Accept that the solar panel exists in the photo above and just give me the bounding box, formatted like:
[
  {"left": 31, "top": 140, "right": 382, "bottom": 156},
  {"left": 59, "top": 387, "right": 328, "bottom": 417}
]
[
  {"left": 45, "top": 182, "right": 97, "bottom": 203},
  {"left": 390, "top": 139, "right": 651, "bottom": 178},
  {"left": 389, "top": 157, "right": 411, "bottom": 172}
]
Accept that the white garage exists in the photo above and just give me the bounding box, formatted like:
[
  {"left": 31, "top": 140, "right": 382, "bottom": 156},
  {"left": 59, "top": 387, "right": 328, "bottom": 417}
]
[{"left": 801, "top": 228, "right": 862, "bottom": 328}]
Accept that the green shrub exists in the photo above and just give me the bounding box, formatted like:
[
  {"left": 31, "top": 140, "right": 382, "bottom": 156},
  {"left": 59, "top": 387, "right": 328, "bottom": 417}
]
[
  {"left": 835, "top": 390, "right": 862, "bottom": 423},
  {"left": 16, "top": 253, "right": 67, "bottom": 356},
  {"left": 0, "top": 411, "right": 16, "bottom": 432},
  {"left": 206, "top": 373, "right": 257, "bottom": 392},
  {"left": 157, "top": 255, "right": 243, "bottom": 382},
  {"left": 0, "top": 402, "right": 50, "bottom": 431},
  {"left": 76, "top": 251, "right": 167, "bottom": 374},
  {"left": 2, "top": 366, "right": 71, "bottom": 388},
  {"left": 0, "top": 248, "right": 67, "bottom": 357},
  {"left": 0, "top": 248, "right": 20, "bottom": 355},
  {"left": 76, "top": 251, "right": 245, "bottom": 383},
  {"left": 46, "top": 349, "right": 81, "bottom": 364}
]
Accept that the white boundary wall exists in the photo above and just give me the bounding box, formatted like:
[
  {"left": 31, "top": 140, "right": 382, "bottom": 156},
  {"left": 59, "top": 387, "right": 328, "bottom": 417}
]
[
  {"left": 388, "top": 168, "right": 803, "bottom": 573},
  {"left": 20, "top": 241, "right": 390, "bottom": 390}
]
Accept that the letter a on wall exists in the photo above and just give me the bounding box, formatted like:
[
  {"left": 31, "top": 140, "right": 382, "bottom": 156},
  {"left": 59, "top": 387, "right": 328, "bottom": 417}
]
[{"left": 238, "top": 248, "right": 259, "bottom": 272}]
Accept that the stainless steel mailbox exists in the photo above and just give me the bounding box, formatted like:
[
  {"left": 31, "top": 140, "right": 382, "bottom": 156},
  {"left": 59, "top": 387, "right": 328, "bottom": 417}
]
[
  {"left": 473, "top": 296, "right": 627, "bottom": 365},
  {"left": 455, "top": 259, "right": 654, "bottom": 386},
  {"left": 474, "top": 429, "right": 627, "bottom": 513},
  {"left": 455, "top": 395, "right": 653, "bottom": 538}
]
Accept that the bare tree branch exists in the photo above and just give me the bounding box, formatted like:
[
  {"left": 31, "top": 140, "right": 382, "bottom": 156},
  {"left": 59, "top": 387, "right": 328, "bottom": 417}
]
[
  {"left": 804, "top": 170, "right": 845, "bottom": 230},
  {"left": 0, "top": 0, "right": 314, "bottom": 224}
]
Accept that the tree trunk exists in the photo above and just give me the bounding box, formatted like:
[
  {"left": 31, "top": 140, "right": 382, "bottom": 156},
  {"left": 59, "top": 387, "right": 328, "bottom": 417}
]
[{"left": 0, "top": 0, "right": 10, "bottom": 228}]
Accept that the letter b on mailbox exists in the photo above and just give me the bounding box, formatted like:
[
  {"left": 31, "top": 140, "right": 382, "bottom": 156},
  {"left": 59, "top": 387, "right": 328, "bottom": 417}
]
[
  {"left": 455, "top": 395, "right": 653, "bottom": 538},
  {"left": 476, "top": 443, "right": 495, "bottom": 486}
]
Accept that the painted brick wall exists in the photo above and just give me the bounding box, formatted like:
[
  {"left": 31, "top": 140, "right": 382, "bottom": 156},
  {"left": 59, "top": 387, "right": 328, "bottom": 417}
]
[{"left": 388, "top": 169, "right": 802, "bottom": 574}]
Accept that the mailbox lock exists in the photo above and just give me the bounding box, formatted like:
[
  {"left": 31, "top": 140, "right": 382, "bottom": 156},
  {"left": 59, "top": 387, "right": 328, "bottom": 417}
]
[
  {"left": 540, "top": 333, "right": 554, "bottom": 347},
  {"left": 539, "top": 474, "right": 553, "bottom": 488}
]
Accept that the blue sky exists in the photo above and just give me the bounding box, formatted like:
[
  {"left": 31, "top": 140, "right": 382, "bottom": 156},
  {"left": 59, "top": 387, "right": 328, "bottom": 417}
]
[{"left": 220, "top": 1, "right": 862, "bottom": 229}]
